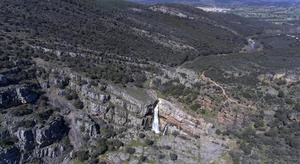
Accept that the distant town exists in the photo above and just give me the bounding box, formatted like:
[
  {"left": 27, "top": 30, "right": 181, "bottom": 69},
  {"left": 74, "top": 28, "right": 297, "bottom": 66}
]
[{"left": 197, "top": 5, "right": 300, "bottom": 25}]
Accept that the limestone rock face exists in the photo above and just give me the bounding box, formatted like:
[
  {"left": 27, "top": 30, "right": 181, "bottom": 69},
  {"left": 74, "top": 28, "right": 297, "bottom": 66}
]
[
  {"left": 33, "top": 144, "right": 65, "bottom": 159},
  {"left": 0, "top": 129, "right": 10, "bottom": 140},
  {"left": 0, "top": 87, "right": 38, "bottom": 109},
  {"left": 288, "top": 112, "right": 300, "bottom": 122},
  {"left": 157, "top": 98, "right": 213, "bottom": 137},
  {"left": 0, "top": 74, "right": 9, "bottom": 87},
  {"left": 0, "top": 146, "right": 21, "bottom": 164},
  {"left": 217, "top": 108, "right": 244, "bottom": 127},
  {"left": 16, "top": 87, "right": 38, "bottom": 104},
  {"left": 68, "top": 112, "right": 101, "bottom": 150},
  {"left": 107, "top": 85, "right": 157, "bottom": 117},
  {"left": 15, "top": 128, "right": 35, "bottom": 151},
  {"left": 0, "top": 88, "right": 19, "bottom": 109},
  {"left": 36, "top": 116, "right": 68, "bottom": 147},
  {"left": 141, "top": 116, "right": 153, "bottom": 130}
]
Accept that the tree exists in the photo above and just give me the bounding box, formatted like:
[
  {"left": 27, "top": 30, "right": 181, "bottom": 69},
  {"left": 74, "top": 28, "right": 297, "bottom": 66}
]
[
  {"left": 74, "top": 100, "right": 84, "bottom": 109},
  {"left": 170, "top": 153, "right": 178, "bottom": 161},
  {"left": 294, "top": 103, "right": 300, "bottom": 112},
  {"left": 126, "top": 147, "right": 135, "bottom": 154}
]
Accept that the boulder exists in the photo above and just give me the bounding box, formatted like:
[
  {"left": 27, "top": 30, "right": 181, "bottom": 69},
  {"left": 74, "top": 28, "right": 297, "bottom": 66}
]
[
  {"left": 15, "top": 128, "right": 35, "bottom": 151},
  {"left": 0, "top": 129, "right": 10, "bottom": 140},
  {"left": 36, "top": 116, "right": 68, "bottom": 147},
  {"left": 33, "top": 144, "right": 65, "bottom": 159},
  {"left": 68, "top": 112, "right": 101, "bottom": 149},
  {"left": 0, "top": 89, "right": 19, "bottom": 109},
  {"left": 142, "top": 116, "right": 153, "bottom": 130},
  {"left": 0, "top": 146, "right": 21, "bottom": 164},
  {"left": 16, "top": 87, "right": 38, "bottom": 104},
  {"left": 0, "top": 87, "right": 38, "bottom": 109},
  {"left": 89, "top": 102, "right": 109, "bottom": 115},
  {"left": 288, "top": 112, "right": 300, "bottom": 122},
  {"left": 73, "top": 116, "right": 100, "bottom": 138},
  {"left": 0, "top": 74, "right": 9, "bottom": 87}
]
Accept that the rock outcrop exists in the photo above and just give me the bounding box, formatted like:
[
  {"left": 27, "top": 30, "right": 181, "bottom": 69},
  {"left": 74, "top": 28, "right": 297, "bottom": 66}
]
[
  {"left": 0, "top": 74, "right": 9, "bottom": 87},
  {"left": 0, "top": 146, "right": 21, "bottom": 164},
  {"left": 0, "top": 86, "right": 38, "bottom": 109},
  {"left": 15, "top": 128, "right": 35, "bottom": 151},
  {"left": 36, "top": 115, "right": 69, "bottom": 147},
  {"left": 67, "top": 112, "right": 101, "bottom": 150},
  {"left": 156, "top": 98, "right": 214, "bottom": 137},
  {"left": 16, "top": 87, "right": 38, "bottom": 104},
  {"left": 33, "top": 144, "right": 66, "bottom": 159},
  {"left": 0, "top": 88, "right": 20, "bottom": 109}
]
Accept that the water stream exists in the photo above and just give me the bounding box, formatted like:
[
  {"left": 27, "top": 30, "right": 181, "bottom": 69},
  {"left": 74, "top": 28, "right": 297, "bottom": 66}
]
[
  {"left": 162, "top": 124, "right": 168, "bottom": 135},
  {"left": 152, "top": 103, "right": 160, "bottom": 134}
]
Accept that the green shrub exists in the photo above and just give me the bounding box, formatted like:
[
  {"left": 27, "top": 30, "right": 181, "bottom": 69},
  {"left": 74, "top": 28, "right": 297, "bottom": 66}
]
[
  {"left": 216, "top": 129, "right": 222, "bottom": 135},
  {"left": 57, "top": 77, "right": 70, "bottom": 89},
  {"left": 73, "top": 100, "right": 84, "bottom": 109},
  {"left": 138, "top": 133, "right": 145, "bottom": 138},
  {"left": 190, "top": 103, "right": 201, "bottom": 112},
  {"left": 240, "top": 142, "right": 251, "bottom": 155},
  {"left": 144, "top": 139, "right": 154, "bottom": 146},
  {"left": 277, "top": 90, "right": 285, "bottom": 98},
  {"left": 285, "top": 98, "right": 295, "bottom": 105},
  {"left": 90, "top": 80, "right": 98, "bottom": 87},
  {"left": 112, "top": 139, "right": 123, "bottom": 149},
  {"left": 163, "top": 145, "right": 171, "bottom": 150},
  {"left": 65, "top": 90, "right": 79, "bottom": 100},
  {"left": 101, "top": 128, "right": 114, "bottom": 138},
  {"left": 172, "top": 131, "right": 179, "bottom": 137},
  {"left": 139, "top": 156, "right": 147, "bottom": 162},
  {"left": 91, "top": 142, "right": 108, "bottom": 157},
  {"left": 276, "top": 79, "right": 287, "bottom": 85},
  {"left": 159, "top": 154, "right": 165, "bottom": 159},
  {"left": 74, "top": 150, "right": 89, "bottom": 161},
  {"left": 294, "top": 103, "right": 300, "bottom": 112},
  {"left": 97, "top": 144, "right": 108, "bottom": 155},
  {"left": 11, "top": 106, "right": 33, "bottom": 116},
  {"left": 170, "top": 153, "right": 178, "bottom": 161},
  {"left": 0, "top": 138, "right": 17, "bottom": 148},
  {"left": 264, "top": 129, "right": 277, "bottom": 137},
  {"left": 37, "top": 110, "right": 54, "bottom": 121},
  {"left": 126, "top": 147, "right": 136, "bottom": 154},
  {"left": 106, "top": 139, "right": 123, "bottom": 151},
  {"left": 90, "top": 158, "right": 99, "bottom": 164},
  {"left": 229, "top": 150, "right": 241, "bottom": 164},
  {"left": 16, "top": 120, "right": 36, "bottom": 128},
  {"left": 286, "top": 137, "right": 300, "bottom": 149},
  {"left": 254, "top": 120, "right": 264, "bottom": 129}
]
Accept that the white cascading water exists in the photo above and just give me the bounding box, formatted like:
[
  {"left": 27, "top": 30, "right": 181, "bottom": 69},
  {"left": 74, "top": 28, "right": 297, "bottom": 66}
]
[
  {"left": 152, "top": 104, "right": 160, "bottom": 134},
  {"left": 162, "top": 124, "right": 168, "bottom": 136}
]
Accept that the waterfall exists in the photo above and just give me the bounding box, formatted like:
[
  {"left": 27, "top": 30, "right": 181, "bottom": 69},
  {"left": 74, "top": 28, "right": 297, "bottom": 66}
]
[
  {"left": 162, "top": 124, "right": 168, "bottom": 136},
  {"left": 152, "top": 103, "right": 160, "bottom": 134}
]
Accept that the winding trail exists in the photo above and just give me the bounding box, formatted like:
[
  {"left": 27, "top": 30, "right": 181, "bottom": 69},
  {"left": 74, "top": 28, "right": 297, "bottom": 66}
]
[{"left": 200, "top": 71, "right": 256, "bottom": 110}]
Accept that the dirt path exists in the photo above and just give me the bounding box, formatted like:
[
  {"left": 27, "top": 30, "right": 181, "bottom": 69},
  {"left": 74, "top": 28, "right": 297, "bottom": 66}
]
[{"left": 200, "top": 71, "right": 256, "bottom": 110}]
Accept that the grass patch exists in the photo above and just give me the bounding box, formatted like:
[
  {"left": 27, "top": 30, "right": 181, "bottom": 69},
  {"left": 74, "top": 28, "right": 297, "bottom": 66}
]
[{"left": 128, "top": 139, "right": 145, "bottom": 147}]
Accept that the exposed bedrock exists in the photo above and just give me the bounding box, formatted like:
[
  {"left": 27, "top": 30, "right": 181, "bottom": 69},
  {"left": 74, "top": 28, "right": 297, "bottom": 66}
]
[
  {"left": 0, "top": 86, "right": 38, "bottom": 109},
  {"left": 153, "top": 98, "right": 214, "bottom": 137},
  {"left": 0, "top": 146, "right": 21, "bottom": 164}
]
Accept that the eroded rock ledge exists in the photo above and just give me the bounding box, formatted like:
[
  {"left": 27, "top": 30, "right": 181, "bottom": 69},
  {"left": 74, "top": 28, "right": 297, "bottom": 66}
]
[{"left": 154, "top": 98, "right": 214, "bottom": 137}]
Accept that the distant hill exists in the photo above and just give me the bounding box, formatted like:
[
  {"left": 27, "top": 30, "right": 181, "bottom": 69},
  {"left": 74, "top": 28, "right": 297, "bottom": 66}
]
[
  {"left": 0, "top": 0, "right": 270, "bottom": 65},
  {"left": 129, "top": 0, "right": 300, "bottom": 6}
]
